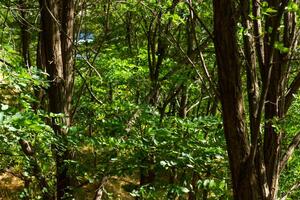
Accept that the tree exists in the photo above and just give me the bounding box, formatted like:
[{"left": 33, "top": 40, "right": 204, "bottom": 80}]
[
  {"left": 39, "top": 0, "right": 75, "bottom": 198},
  {"left": 214, "top": 0, "right": 300, "bottom": 199},
  {"left": 4, "top": 0, "right": 300, "bottom": 199}
]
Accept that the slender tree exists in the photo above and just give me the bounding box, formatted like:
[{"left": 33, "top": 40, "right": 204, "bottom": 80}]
[{"left": 18, "top": 0, "right": 31, "bottom": 68}]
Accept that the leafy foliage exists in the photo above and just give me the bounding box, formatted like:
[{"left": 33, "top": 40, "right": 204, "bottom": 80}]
[{"left": 1, "top": 0, "right": 300, "bottom": 199}]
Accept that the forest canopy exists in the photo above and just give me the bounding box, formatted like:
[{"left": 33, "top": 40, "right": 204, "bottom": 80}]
[{"left": 1, "top": 0, "right": 300, "bottom": 200}]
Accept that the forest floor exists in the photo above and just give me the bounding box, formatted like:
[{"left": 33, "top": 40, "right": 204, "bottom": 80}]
[
  {"left": 0, "top": 173, "right": 23, "bottom": 200},
  {"left": 0, "top": 172, "right": 135, "bottom": 200}
]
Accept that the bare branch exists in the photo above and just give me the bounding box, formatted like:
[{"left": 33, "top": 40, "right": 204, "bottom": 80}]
[
  {"left": 184, "top": 1, "right": 214, "bottom": 40},
  {"left": 76, "top": 68, "right": 103, "bottom": 105},
  {"left": 125, "top": 110, "right": 141, "bottom": 133},
  {"left": 0, "top": 58, "right": 14, "bottom": 68},
  {"left": 94, "top": 176, "right": 108, "bottom": 200},
  {"left": 166, "top": 34, "right": 217, "bottom": 101},
  {"left": 186, "top": 100, "right": 200, "bottom": 114},
  {"left": 280, "top": 181, "right": 300, "bottom": 200},
  {"left": 285, "top": 72, "right": 300, "bottom": 113},
  {"left": 279, "top": 131, "right": 300, "bottom": 172}
]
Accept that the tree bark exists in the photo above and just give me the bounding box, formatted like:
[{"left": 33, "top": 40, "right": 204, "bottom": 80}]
[
  {"left": 213, "top": 0, "right": 297, "bottom": 199},
  {"left": 39, "top": 0, "right": 75, "bottom": 198},
  {"left": 18, "top": 0, "right": 31, "bottom": 68},
  {"left": 213, "top": 1, "right": 262, "bottom": 199}
]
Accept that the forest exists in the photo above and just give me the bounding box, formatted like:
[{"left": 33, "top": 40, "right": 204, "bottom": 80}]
[{"left": 1, "top": 0, "right": 300, "bottom": 199}]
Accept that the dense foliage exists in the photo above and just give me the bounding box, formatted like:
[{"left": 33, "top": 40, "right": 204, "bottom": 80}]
[{"left": 1, "top": 0, "right": 300, "bottom": 199}]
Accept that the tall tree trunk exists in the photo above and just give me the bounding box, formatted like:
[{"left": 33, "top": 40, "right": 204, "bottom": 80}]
[
  {"left": 213, "top": 0, "right": 262, "bottom": 199},
  {"left": 39, "top": 0, "right": 75, "bottom": 198},
  {"left": 263, "top": 2, "right": 298, "bottom": 198},
  {"left": 61, "top": 0, "right": 75, "bottom": 128},
  {"left": 213, "top": 0, "right": 297, "bottom": 199}
]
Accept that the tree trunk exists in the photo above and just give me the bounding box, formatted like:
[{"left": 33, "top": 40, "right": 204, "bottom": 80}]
[
  {"left": 39, "top": 0, "right": 75, "bottom": 198},
  {"left": 213, "top": 1, "right": 262, "bottom": 199},
  {"left": 213, "top": 0, "right": 297, "bottom": 199},
  {"left": 61, "top": 0, "right": 75, "bottom": 128},
  {"left": 18, "top": 0, "right": 31, "bottom": 68}
]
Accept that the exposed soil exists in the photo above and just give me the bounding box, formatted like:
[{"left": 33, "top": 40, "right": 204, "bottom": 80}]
[
  {"left": 0, "top": 173, "right": 23, "bottom": 200},
  {"left": 0, "top": 173, "right": 135, "bottom": 200}
]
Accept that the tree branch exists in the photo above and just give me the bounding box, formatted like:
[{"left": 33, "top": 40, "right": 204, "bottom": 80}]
[
  {"left": 76, "top": 68, "right": 103, "bottom": 105},
  {"left": 0, "top": 58, "right": 14, "bottom": 68},
  {"left": 279, "top": 131, "right": 300, "bottom": 172},
  {"left": 285, "top": 71, "right": 300, "bottom": 113},
  {"left": 280, "top": 181, "right": 300, "bottom": 200},
  {"left": 185, "top": 1, "right": 214, "bottom": 40}
]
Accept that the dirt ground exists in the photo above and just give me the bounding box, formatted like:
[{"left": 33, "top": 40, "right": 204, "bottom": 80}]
[
  {"left": 0, "top": 173, "right": 23, "bottom": 200},
  {"left": 0, "top": 173, "right": 136, "bottom": 200}
]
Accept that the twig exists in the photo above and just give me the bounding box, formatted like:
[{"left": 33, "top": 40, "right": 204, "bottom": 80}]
[
  {"left": 279, "top": 131, "right": 300, "bottom": 172},
  {"left": 0, "top": 58, "right": 14, "bottom": 68},
  {"left": 280, "top": 181, "right": 300, "bottom": 200},
  {"left": 76, "top": 68, "right": 103, "bottom": 105}
]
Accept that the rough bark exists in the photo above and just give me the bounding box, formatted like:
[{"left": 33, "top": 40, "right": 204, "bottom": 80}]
[
  {"left": 61, "top": 0, "right": 75, "bottom": 127},
  {"left": 214, "top": 0, "right": 297, "bottom": 199},
  {"left": 39, "top": 0, "right": 75, "bottom": 198},
  {"left": 213, "top": 1, "right": 261, "bottom": 199},
  {"left": 262, "top": 1, "right": 294, "bottom": 199}
]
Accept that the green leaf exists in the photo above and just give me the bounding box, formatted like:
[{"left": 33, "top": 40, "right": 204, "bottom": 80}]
[
  {"left": 265, "top": 7, "right": 277, "bottom": 14},
  {"left": 179, "top": 187, "right": 189, "bottom": 193},
  {"left": 160, "top": 160, "right": 167, "bottom": 167},
  {"left": 274, "top": 41, "right": 289, "bottom": 53},
  {"left": 1, "top": 104, "right": 9, "bottom": 111},
  {"left": 0, "top": 112, "right": 4, "bottom": 122},
  {"left": 203, "top": 179, "right": 210, "bottom": 187},
  {"left": 209, "top": 180, "right": 216, "bottom": 188},
  {"left": 8, "top": 126, "right": 17, "bottom": 132},
  {"left": 287, "top": 2, "right": 299, "bottom": 12}
]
